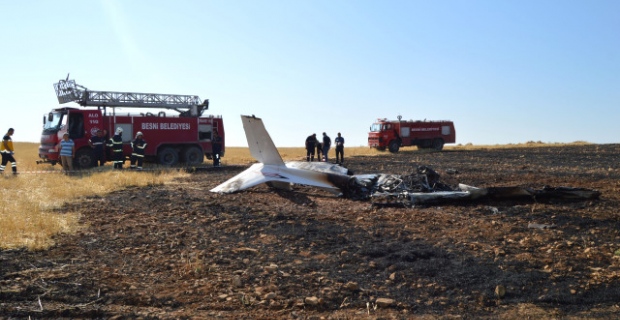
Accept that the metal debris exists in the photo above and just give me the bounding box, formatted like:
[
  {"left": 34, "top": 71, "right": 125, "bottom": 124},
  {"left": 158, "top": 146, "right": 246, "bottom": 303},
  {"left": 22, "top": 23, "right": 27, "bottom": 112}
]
[{"left": 339, "top": 166, "right": 601, "bottom": 207}]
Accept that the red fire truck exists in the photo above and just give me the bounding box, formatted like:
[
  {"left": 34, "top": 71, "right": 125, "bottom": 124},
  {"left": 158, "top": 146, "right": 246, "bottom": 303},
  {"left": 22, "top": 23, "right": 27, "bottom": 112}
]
[
  {"left": 38, "top": 76, "right": 224, "bottom": 168},
  {"left": 368, "top": 116, "right": 455, "bottom": 153}
]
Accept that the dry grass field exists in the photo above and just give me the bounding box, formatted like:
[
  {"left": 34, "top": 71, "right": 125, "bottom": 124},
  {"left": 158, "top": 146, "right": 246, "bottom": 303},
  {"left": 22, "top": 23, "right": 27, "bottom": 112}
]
[
  {"left": 3, "top": 141, "right": 618, "bottom": 319},
  {"left": 1, "top": 143, "right": 383, "bottom": 250},
  {"left": 0, "top": 143, "right": 190, "bottom": 250},
  {"left": 0, "top": 141, "right": 595, "bottom": 250}
]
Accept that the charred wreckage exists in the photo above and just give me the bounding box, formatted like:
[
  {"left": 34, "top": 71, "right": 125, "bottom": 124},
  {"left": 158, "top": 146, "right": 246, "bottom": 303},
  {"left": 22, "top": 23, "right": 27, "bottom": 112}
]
[{"left": 210, "top": 115, "right": 601, "bottom": 207}]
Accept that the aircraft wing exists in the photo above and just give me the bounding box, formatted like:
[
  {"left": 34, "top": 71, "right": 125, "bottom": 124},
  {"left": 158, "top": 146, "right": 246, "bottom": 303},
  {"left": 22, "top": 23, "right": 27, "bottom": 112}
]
[{"left": 210, "top": 163, "right": 290, "bottom": 193}]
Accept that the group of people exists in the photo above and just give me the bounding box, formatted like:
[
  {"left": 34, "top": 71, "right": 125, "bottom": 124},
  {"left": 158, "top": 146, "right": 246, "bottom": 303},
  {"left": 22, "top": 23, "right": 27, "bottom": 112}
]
[
  {"left": 1, "top": 126, "right": 223, "bottom": 176},
  {"left": 305, "top": 132, "right": 345, "bottom": 165},
  {"left": 57, "top": 127, "right": 148, "bottom": 173}
]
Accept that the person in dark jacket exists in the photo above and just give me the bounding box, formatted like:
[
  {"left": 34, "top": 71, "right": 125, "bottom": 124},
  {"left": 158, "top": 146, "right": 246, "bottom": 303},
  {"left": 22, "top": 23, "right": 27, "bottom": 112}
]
[
  {"left": 107, "top": 127, "right": 124, "bottom": 169},
  {"left": 212, "top": 130, "right": 223, "bottom": 167},
  {"left": 89, "top": 129, "right": 106, "bottom": 167},
  {"left": 334, "top": 132, "right": 345, "bottom": 165},
  {"left": 305, "top": 133, "right": 317, "bottom": 162},
  {"left": 130, "top": 132, "right": 147, "bottom": 170},
  {"left": 322, "top": 132, "right": 331, "bottom": 162}
]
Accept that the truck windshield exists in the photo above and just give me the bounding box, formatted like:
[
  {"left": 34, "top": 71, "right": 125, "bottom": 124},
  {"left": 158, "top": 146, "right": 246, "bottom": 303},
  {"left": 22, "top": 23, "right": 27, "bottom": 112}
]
[
  {"left": 370, "top": 123, "right": 382, "bottom": 132},
  {"left": 43, "top": 112, "right": 64, "bottom": 131}
]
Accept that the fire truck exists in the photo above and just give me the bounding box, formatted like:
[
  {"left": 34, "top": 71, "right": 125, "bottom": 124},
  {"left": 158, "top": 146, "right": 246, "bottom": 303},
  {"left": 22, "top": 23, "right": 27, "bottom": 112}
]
[
  {"left": 368, "top": 116, "right": 455, "bottom": 153},
  {"left": 38, "top": 76, "right": 224, "bottom": 168}
]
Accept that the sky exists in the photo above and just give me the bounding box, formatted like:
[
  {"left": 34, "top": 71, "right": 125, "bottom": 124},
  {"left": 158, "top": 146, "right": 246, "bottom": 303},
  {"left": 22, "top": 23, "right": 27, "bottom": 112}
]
[{"left": 0, "top": 0, "right": 618, "bottom": 147}]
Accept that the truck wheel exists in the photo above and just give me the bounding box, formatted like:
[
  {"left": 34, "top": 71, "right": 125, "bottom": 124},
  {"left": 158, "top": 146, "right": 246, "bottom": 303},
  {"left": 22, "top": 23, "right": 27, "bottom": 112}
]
[
  {"left": 182, "top": 146, "right": 204, "bottom": 165},
  {"left": 433, "top": 138, "right": 445, "bottom": 151},
  {"left": 74, "top": 148, "right": 94, "bottom": 169},
  {"left": 158, "top": 147, "right": 179, "bottom": 166},
  {"left": 388, "top": 140, "right": 400, "bottom": 153}
]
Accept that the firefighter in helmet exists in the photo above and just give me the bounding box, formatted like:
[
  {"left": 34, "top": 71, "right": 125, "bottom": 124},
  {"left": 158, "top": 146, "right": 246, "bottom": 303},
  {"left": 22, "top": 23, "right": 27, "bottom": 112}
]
[
  {"left": 107, "top": 127, "right": 124, "bottom": 169},
  {"left": 89, "top": 129, "right": 106, "bottom": 166},
  {"left": 130, "top": 132, "right": 147, "bottom": 170}
]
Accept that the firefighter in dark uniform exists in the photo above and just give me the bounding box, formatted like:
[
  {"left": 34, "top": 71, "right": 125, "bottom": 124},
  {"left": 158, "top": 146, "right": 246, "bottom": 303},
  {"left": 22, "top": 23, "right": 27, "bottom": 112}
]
[
  {"left": 107, "top": 127, "right": 124, "bottom": 169},
  {"left": 0, "top": 128, "right": 17, "bottom": 175},
  {"left": 89, "top": 129, "right": 106, "bottom": 166},
  {"left": 305, "top": 133, "right": 317, "bottom": 162},
  {"left": 335, "top": 132, "right": 345, "bottom": 165},
  {"left": 212, "top": 130, "right": 222, "bottom": 167},
  {"left": 130, "top": 131, "right": 147, "bottom": 170}
]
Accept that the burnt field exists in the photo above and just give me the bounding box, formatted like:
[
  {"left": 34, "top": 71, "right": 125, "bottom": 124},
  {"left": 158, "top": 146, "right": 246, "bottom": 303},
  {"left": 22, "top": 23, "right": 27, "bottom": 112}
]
[{"left": 2, "top": 144, "right": 620, "bottom": 319}]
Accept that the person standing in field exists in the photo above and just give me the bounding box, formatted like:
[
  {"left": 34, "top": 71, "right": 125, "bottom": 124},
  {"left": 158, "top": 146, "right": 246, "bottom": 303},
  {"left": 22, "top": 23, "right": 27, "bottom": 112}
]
[
  {"left": 0, "top": 128, "right": 17, "bottom": 175},
  {"left": 334, "top": 132, "right": 345, "bottom": 165},
  {"left": 130, "top": 132, "right": 147, "bottom": 170},
  {"left": 305, "top": 133, "right": 317, "bottom": 162},
  {"left": 322, "top": 132, "right": 331, "bottom": 162},
  {"left": 107, "top": 127, "right": 124, "bottom": 169},
  {"left": 89, "top": 129, "right": 106, "bottom": 167},
  {"left": 57, "top": 132, "right": 75, "bottom": 174},
  {"left": 212, "top": 130, "right": 223, "bottom": 167}
]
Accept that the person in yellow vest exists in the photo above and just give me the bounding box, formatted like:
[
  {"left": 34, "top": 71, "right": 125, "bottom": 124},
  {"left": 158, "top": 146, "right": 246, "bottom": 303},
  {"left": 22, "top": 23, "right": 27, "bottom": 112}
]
[{"left": 0, "top": 128, "right": 17, "bottom": 175}]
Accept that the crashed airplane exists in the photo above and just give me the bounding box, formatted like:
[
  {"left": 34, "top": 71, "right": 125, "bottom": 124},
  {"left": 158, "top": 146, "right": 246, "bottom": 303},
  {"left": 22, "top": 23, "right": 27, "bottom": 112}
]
[
  {"left": 210, "top": 115, "right": 351, "bottom": 194},
  {"left": 211, "top": 115, "right": 600, "bottom": 206}
]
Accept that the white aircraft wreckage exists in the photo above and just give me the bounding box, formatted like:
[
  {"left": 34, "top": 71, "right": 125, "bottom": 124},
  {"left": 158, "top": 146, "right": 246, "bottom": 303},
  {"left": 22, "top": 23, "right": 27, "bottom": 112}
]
[
  {"left": 210, "top": 115, "right": 351, "bottom": 194},
  {"left": 210, "top": 115, "right": 600, "bottom": 206}
]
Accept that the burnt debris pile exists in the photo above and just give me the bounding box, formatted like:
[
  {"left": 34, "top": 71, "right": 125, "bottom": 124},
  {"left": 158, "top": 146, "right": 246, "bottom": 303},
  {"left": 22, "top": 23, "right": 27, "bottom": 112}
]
[{"left": 339, "top": 165, "right": 601, "bottom": 207}]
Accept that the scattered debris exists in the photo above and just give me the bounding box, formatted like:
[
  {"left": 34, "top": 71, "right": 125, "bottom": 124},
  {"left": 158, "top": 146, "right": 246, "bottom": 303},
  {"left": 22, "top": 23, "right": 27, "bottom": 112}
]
[
  {"left": 528, "top": 223, "right": 557, "bottom": 230},
  {"left": 375, "top": 297, "right": 395, "bottom": 307},
  {"left": 342, "top": 166, "right": 600, "bottom": 207}
]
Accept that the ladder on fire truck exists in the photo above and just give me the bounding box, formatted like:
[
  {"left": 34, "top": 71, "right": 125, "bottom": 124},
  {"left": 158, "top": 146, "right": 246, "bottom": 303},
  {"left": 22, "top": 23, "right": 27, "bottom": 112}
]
[{"left": 53, "top": 75, "right": 209, "bottom": 117}]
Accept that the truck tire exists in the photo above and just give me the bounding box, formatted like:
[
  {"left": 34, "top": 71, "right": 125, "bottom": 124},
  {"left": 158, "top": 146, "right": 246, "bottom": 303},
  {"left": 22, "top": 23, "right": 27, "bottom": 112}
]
[
  {"left": 74, "top": 148, "right": 94, "bottom": 169},
  {"left": 433, "top": 138, "right": 444, "bottom": 151},
  {"left": 388, "top": 140, "right": 400, "bottom": 153},
  {"left": 417, "top": 139, "right": 432, "bottom": 149},
  {"left": 182, "top": 146, "right": 204, "bottom": 165},
  {"left": 158, "top": 147, "right": 179, "bottom": 166}
]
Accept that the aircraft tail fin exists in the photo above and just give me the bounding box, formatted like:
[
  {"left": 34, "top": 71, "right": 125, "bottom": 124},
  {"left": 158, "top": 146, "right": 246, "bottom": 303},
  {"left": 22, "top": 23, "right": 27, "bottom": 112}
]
[{"left": 241, "top": 115, "right": 285, "bottom": 166}]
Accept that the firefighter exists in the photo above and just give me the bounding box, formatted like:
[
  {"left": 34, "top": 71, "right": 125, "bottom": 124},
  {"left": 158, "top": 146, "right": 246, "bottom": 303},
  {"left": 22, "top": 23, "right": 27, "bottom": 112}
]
[
  {"left": 0, "top": 128, "right": 17, "bottom": 175},
  {"left": 130, "top": 132, "right": 147, "bottom": 170},
  {"left": 305, "top": 133, "right": 317, "bottom": 162},
  {"left": 89, "top": 129, "right": 106, "bottom": 166},
  {"left": 335, "top": 132, "right": 345, "bottom": 165},
  {"left": 107, "top": 127, "right": 124, "bottom": 169},
  {"left": 322, "top": 132, "right": 331, "bottom": 162},
  {"left": 212, "top": 130, "right": 222, "bottom": 167}
]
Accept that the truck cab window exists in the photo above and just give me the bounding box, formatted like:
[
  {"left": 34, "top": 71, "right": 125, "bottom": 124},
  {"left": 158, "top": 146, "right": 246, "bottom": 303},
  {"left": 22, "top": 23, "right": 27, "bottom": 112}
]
[{"left": 68, "top": 113, "right": 84, "bottom": 139}]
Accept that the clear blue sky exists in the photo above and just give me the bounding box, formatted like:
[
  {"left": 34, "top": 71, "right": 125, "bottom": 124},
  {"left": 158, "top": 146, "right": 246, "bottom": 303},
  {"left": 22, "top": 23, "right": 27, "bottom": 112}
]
[{"left": 1, "top": 0, "right": 618, "bottom": 147}]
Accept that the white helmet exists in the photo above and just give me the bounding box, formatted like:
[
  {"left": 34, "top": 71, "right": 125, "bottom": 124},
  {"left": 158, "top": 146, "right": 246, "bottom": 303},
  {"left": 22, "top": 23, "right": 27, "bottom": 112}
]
[
  {"left": 116, "top": 127, "right": 123, "bottom": 134},
  {"left": 136, "top": 131, "right": 143, "bottom": 137}
]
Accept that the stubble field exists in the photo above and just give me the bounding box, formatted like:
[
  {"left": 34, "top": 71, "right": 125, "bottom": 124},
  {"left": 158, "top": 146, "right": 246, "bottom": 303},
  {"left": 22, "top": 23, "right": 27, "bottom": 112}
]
[{"left": 1, "top": 143, "right": 620, "bottom": 319}]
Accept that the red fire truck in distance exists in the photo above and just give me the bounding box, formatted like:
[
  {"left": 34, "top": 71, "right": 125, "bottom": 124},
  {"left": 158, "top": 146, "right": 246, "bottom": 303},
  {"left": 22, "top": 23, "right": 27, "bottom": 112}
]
[
  {"left": 38, "top": 76, "right": 224, "bottom": 168},
  {"left": 368, "top": 116, "right": 455, "bottom": 153}
]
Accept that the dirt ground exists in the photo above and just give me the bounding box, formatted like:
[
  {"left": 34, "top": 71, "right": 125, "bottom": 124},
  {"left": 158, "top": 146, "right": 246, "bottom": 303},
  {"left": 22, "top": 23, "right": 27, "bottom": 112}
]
[{"left": 2, "top": 144, "right": 620, "bottom": 319}]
